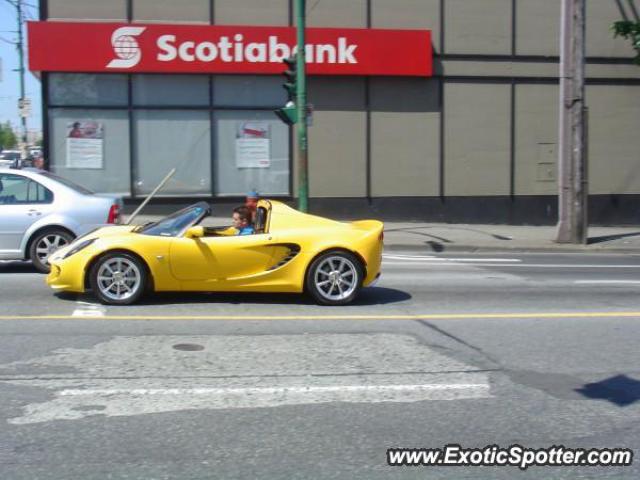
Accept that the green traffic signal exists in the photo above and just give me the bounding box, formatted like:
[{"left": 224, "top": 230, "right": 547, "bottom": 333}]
[
  {"left": 275, "top": 101, "right": 298, "bottom": 125},
  {"left": 283, "top": 82, "right": 296, "bottom": 100},
  {"left": 275, "top": 56, "right": 299, "bottom": 125}
]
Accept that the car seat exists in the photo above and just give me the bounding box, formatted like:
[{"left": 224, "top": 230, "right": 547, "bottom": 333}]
[{"left": 254, "top": 207, "right": 266, "bottom": 234}]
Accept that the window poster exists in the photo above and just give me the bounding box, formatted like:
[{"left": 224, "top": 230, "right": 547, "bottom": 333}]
[
  {"left": 235, "top": 121, "right": 271, "bottom": 169},
  {"left": 66, "top": 120, "right": 104, "bottom": 169}
]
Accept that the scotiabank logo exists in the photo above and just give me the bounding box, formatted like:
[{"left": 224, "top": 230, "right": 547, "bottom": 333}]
[
  {"left": 158, "top": 34, "right": 358, "bottom": 65},
  {"left": 28, "top": 21, "right": 432, "bottom": 76},
  {"left": 107, "top": 26, "right": 146, "bottom": 69}
]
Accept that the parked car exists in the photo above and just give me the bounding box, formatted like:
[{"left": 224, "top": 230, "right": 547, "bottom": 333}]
[
  {"left": 0, "top": 167, "right": 123, "bottom": 272},
  {"left": 47, "top": 200, "right": 384, "bottom": 305},
  {"left": 0, "top": 150, "right": 21, "bottom": 168}
]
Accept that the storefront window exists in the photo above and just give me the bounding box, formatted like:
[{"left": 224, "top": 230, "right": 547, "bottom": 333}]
[
  {"left": 133, "top": 75, "right": 210, "bottom": 106},
  {"left": 48, "top": 109, "right": 131, "bottom": 196},
  {"left": 213, "top": 110, "right": 289, "bottom": 196},
  {"left": 49, "top": 74, "right": 128, "bottom": 106},
  {"left": 213, "top": 75, "right": 286, "bottom": 107},
  {"left": 133, "top": 110, "right": 211, "bottom": 196}
]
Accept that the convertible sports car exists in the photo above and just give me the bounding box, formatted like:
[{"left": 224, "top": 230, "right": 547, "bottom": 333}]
[{"left": 46, "top": 200, "right": 383, "bottom": 306}]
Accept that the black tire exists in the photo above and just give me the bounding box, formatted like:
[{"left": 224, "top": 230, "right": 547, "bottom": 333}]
[
  {"left": 89, "top": 252, "right": 147, "bottom": 305},
  {"left": 305, "top": 250, "right": 363, "bottom": 306},
  {"left": 29, "top": 229, "right": 74, "bottom": 273}
]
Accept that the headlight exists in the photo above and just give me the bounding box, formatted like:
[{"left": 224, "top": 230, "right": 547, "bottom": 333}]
[{"left": 63, "top": 238, "right": 97, "bottom": 259}]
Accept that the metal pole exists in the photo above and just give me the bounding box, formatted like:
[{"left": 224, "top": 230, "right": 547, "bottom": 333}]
[
  {"left": 16, "top": 0, "right": 28, "bottom": 161},
  {"left": 556, "top": 0, "right": 587, "bottom": 244},
  {"left": 295, "top": 0, "right": 309, "bottom": 213},
  {"left": 126, "top": 168, "right": 176, "bottom": 225}
]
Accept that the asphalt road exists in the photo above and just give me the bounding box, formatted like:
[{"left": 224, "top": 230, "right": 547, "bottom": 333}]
[{"left": 1, "top": 251, "right": 639, "bottom": 479}]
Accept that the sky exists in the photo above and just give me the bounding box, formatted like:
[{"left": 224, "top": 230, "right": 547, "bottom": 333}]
[{"left": 0, "top": 0, "right": 42, "bottom": 133}]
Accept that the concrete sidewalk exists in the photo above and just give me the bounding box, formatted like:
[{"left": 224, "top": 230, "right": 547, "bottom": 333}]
[
  {"left": 126, "top": 213, "right": 640, "bottom": 254},
  {"left": 381, "top": 222, "right": 640, "bottom": 253}
]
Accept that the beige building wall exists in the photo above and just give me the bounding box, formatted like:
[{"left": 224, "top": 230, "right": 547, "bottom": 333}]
[
  {"left": 306, "top": 0, "right": 367, "bottom": 28},
  {"left": 48, "top": 0, "right": 127, "bottom": 20},
  {"left": 214, "top": 0, "right": 289, "bottom": 26},
  {"left": 586, "top": 1, "right": 636, "bottom": 58},
  {"left": 514, "top": 84, "right": 559, "bottom": 195},
  {"left": 43, "top": 0, "right": 640, "bottom": 206},
  {"left": 306, "top": 78, "right": 367, "bottom": 198},
  {"left": 444, "top": 0, "right": 512, "bottom": 54},
  {"left": 370, "top": 78, "right": 440, "bottom": 196},
  {"left": 587, "top": 85, "right": 640, "bottom": 194},
  {"left": 444, "top": 83, "right": 511, "bottom": 195},
  {"left": 133, "top": 0, "right": 209, "bottom": 23},
  {"left": 516, "top": 0, "right": 559, "bottom": 57},
  {"left": 371, "top": 0, "right": 441, "bottom": 52}
]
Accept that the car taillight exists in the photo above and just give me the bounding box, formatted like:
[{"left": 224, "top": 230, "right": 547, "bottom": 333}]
[
  {"left": 379, "top": 230, "right": 384, "bottom": 242},
  {"left": 107, "top": 204, "right": 120, "bottom": 224}
]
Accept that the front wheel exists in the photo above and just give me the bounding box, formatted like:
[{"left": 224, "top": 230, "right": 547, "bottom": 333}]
[
  {"left": 306, "top": 251, "right": 363, "bottom": 306},
  {"left": 89, "top": 252, "right": 147, "bottom": 305},
  {"left": 29, "top": 229, "right": 74, "bottom": 273}
]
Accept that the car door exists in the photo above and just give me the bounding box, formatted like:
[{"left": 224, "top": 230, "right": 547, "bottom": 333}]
[
  {"left": 169, "top": 232, "right": 277, "bottom": 285},
  {"left": 0, "top": 173, "right": 54, "bottom": 257}
]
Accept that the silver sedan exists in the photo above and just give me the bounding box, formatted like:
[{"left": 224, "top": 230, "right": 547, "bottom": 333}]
[{"left": 0, "top": 167, "right": 123, "bottom": 272}]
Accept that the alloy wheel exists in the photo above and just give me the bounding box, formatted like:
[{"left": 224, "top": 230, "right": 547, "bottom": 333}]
[
  {"left": 35, "top": 233, "right": 70, "bottom": 263},
  {"left": 313, "top": 255, "right": 359, "bottom": 302},
  {"left": 96, "top": 257, "right": 142, "bottom": 302}
]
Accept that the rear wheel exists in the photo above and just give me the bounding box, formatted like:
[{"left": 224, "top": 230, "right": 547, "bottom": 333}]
[
  {"left": 89, "top": 252, "right": 147, "bottom": 305},
  {"left": 29, "top": 229, "right": 74, "bottom": 273},
  {"left": 306, "top": 251, "right": 363, "bottom": 306}
]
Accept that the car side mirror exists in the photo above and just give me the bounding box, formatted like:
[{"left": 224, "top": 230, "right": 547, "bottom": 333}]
[{"left": 185, "top": 226, "right": 205, "bottom": 239}]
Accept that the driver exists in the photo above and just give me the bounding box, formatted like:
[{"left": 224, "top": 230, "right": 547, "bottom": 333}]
[{"left": 232, "top": 206, "right": 254, "bottom": 235}]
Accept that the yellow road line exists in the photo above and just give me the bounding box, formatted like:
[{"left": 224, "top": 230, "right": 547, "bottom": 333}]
[{"left": 1, "top": 312, "right": 640, "bottom": 321}]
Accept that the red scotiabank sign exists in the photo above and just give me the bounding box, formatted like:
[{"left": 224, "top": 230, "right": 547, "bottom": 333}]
[{"left": 28, "top": 21, "right": 432, "bottom": 77}]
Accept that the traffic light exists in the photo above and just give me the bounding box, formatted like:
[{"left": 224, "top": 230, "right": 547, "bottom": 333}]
[{"left": 274, "top": 56, "right": 298, "bottom": 125}]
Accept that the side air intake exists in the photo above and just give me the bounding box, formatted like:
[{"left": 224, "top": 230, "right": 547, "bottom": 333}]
[{"left": 267, "top": 244, "right": 301, "bottom": 271}]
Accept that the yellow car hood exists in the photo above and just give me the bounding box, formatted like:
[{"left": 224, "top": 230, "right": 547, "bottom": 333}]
[{"left": 50, "top": 225, "right": 137, "bottom": 260}]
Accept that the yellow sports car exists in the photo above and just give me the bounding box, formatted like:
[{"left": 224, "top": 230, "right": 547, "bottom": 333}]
[{"left": 47, "top": 200, "right": 383, "bottom": 306}]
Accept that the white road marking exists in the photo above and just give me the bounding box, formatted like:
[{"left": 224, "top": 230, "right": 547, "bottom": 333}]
[
  {"left": 1, "top": 334, "right": 492, "bottom": 424},
  {"left": 383, "top": 255, "right": 522, "bottom": 263},
  {"left": 59, "top": 384, "right": 489, "bottom": 397},
  {"left": 575, "top": 280, "right": 640, "bottom": 285},
  {"left": 71, "top": 301, "right": 105, "bottom": 318},
  {"left": 383, "top": 254, "right": 438, "bottom": 259},
  {"left": 7, "top": 378, "right": 491, "bottom": 425},
  {"left": 383, "top": 262, "right": 640, "bottom": 268}
]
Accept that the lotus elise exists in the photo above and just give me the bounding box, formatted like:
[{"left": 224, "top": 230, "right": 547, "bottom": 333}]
[{"left": 46, "top": 200, "right": 383, "bottom": 306}]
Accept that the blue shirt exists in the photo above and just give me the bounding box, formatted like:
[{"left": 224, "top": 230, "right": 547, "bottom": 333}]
[{"left": 237, "top": 226, "right": 254, "bottom": 236}]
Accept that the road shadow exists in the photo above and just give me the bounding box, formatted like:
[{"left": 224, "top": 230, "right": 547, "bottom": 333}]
[
  {"left": 575, "top": 374, "right": 640, "bottom": 407},
  {"left": 56, "top": 286, "right": 411, "bottom": 307},
  {"left": 587, "top": 231, "right": 640, "bottom": 245},
  {"left": 386, "top": 225, "right": 513, "bottom": 253},
  {"left": 0, "top": 261, "right": 40, "bottom": 274}
]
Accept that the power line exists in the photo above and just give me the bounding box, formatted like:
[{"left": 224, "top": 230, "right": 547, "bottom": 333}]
[{"left": 0, "top": 36, "right": 18, "bottom": 45}]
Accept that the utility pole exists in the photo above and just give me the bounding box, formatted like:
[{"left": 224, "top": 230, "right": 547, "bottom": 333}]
[
  {"left": 295, "top": 0, "right": 309, "bottom": 213},
  {"left": 556, "top": 0, "right": 588, "bottom": 244},
  {"left": 18, "top": 0, "right": 29, "bottom": 160},
  {"left": 274, "top": 0, "right": 309, "bottom": 212}
]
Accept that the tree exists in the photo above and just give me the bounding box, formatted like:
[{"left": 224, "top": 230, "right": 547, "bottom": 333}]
[
  {"left": 612, "top": 20, "right": 640, "bottom": 64},
  {"left": 0, "top": 122, "right": 18, "bottom": 150}
]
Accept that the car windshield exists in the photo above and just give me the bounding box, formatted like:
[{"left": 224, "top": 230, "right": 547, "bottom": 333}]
[
  {"left": 138, "top": 204, "right": 208, "bottom": 237},
  {"left": 39, "top": 172, "right": 94, "bottom": 195}
]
